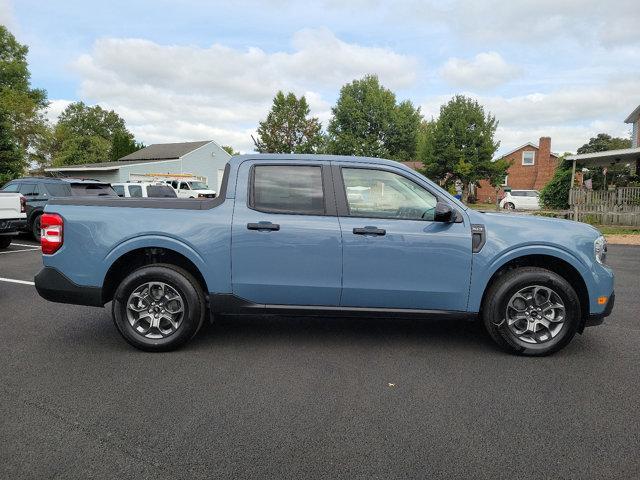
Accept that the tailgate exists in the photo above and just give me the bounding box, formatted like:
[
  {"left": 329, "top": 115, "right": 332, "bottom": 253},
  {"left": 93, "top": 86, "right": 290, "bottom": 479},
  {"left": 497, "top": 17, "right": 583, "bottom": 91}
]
[{"left": 0, "top": 193, "right": 24, "bottom": 219}]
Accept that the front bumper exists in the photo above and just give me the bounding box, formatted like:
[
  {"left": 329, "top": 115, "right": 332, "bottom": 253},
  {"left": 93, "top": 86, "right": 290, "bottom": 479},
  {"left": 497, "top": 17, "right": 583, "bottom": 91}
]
[
  {"left": 34, "top": 267, "right": 103, "bottom": 307},
  {"left": 0, "top": 218, "right": 27, "bottom": 235},
  {"left": 585, "top": 292, "right": 615, "bottom": 327}
]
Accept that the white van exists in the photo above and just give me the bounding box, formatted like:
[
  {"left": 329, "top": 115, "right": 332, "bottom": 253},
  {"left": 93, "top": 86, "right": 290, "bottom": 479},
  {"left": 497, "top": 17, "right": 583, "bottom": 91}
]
[
  {"left": 166, "top": 180, "right": 217, "bottom": 199},
  {"left": 111, "top": 182, "right": 177, "bottom": 198}
]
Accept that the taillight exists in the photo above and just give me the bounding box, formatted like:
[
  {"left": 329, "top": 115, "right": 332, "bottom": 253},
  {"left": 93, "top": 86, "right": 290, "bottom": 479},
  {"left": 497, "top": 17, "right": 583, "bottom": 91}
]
[
  {"left": 41, "top": 213, "right": 63, "bottom": 255},
  {"left": 20, "top": 195, "right": 26, "bottom": 213}
]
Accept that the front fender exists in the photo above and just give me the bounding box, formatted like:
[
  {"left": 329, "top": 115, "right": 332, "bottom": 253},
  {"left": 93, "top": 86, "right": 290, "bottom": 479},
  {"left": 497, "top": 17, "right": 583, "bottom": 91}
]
[
  {"left": 101, "top": 234, "right": 209, "bottom": 291},
  {"left": 467, "top": 244, "right": 590, "bottom": 313}
]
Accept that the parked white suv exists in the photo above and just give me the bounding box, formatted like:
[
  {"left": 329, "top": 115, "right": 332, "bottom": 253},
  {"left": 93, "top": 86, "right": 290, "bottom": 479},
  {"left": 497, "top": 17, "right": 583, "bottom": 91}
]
[
  {"left": 166, "top": 180, "right": 216, "bottom": 199},
  {"left": 111, "top": 182, "right": 177, "bottom": 198},
  {"left": 500, "top": 190, "right": 541, "bottom": 210}
]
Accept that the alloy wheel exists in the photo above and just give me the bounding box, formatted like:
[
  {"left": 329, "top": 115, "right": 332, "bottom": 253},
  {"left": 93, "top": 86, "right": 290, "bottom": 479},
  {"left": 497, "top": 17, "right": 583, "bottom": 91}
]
[
  {"left": 126, "top": 282, "right": 185, "bottom": 339},
  {"left": 505, "top": 285, "right": 566, "bottom": 344}
]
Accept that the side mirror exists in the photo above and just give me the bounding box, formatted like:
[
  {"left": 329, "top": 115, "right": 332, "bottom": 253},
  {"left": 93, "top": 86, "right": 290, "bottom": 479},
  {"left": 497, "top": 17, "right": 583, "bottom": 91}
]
[{"left": 434, "top": 201, "right": 455, "bottom": 223}]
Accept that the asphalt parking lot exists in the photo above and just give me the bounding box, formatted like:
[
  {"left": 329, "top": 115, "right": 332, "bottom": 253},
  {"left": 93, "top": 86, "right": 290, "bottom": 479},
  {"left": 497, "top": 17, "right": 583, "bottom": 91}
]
[{"left": 0, "top": 238, "right": 639, "bottom": 480}]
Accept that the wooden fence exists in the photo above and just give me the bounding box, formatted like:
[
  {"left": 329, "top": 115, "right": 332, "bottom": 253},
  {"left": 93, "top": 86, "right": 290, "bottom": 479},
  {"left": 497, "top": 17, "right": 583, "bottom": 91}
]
[{"left": 569, "top": 187, "right": 640, "bottom": 226}]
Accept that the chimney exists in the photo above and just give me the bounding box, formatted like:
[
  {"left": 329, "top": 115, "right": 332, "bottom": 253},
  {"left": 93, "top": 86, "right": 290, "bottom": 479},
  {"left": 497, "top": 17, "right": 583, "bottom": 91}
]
[
  {"left": 533, "top": 137, "right": 554, "bottom": 190},
  {"left": 538, "top": 137, "right": 551, "bottom": 165}
]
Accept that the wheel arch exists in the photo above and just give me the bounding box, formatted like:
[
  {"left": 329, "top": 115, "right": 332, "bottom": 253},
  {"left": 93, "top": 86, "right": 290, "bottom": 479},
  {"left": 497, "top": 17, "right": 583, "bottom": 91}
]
[
  {"left": 102, "top": 246, "right": 208, "bottom": 305},
  {"left": 478, "top": 253, "right": 590, "bottom": 330}
]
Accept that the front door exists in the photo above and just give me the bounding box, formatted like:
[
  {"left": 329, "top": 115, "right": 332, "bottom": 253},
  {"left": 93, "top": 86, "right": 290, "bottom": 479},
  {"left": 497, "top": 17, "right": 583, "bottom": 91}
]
[
  {"left": 231, "top": 160, "right": 342, "bottom": 306},
  {"left": 334, "top": 163, "right": 473, "bottom": 312}
]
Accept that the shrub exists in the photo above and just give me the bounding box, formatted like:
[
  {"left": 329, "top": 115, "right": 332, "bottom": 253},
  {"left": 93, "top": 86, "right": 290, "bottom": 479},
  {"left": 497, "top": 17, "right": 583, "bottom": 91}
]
[{"left": 540, "top": 164, "right": 572, "bottom": 210}]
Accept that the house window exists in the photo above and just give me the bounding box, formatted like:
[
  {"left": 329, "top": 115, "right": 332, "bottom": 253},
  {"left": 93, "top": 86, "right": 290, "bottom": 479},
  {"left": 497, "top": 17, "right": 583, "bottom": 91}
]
[
  {"left": 522, "top": 151, "right": 535, "bottom": 165},
  {"left": 502, "top": 175, "right": 509, "bottom": 186}
]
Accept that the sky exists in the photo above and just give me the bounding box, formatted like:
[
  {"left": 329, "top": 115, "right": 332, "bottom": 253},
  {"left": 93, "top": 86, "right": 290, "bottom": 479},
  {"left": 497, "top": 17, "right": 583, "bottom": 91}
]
[{"left": 2, "top": 0, "right": 640, "bottom": 155}]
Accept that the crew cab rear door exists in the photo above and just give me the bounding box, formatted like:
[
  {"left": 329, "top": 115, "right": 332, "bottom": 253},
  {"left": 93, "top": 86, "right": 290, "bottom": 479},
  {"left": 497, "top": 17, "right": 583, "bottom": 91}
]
[
  {"left": 332, "top": 161, "right": 472, "bottom": 312},
  {"left": 231, "top": 160, "right": 342, "bottom": 306}
]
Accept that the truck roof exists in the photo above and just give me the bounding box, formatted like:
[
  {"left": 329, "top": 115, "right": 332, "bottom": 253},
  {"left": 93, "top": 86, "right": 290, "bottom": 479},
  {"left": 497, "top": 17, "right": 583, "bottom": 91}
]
[{"left": 229, "top": 153, "right": 416, "bottom": 172}]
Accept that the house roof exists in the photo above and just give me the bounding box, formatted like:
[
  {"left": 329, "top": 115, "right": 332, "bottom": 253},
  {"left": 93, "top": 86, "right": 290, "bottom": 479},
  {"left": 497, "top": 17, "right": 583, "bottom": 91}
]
[
  {"left": 118, "top": 140, "right": 211, "bottom": 161},
  {"left": 566, "top": 146, "right": 640, "bottom": 166},
  {"left": 497, "top": 142, "right": 559, "bottom": 160},
  {"left": 45, "top": 158, "right": 169, "bottom": 172},
  {"left": 45, "top": 140, "right": 214, "bottom": 172},
  {"left": 625, "top": 104, "right": 640, "bottom": 123}
]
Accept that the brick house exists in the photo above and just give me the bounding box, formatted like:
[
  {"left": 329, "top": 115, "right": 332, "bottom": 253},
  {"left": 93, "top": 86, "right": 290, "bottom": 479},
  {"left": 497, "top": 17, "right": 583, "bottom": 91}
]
[{"left": 474, "top": 137, "right": 558, "bottom": 203}]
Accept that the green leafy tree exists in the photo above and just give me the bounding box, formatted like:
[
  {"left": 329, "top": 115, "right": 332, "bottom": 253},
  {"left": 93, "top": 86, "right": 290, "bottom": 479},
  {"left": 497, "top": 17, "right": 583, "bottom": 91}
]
[
  {"left": 222, "top": 145, "right": 240, "bottom": 156},
  {"left": 327, "top": 75, "right": 421, "bottom": 160},
  {"left": 0, "top": 107, "right": 25, "bottom": 184},
  {"left": 51, "top": 102, "right": 138, "bottom": 166},
  {"left": 576, "top": 133, "right": 631, "bottom": 154},
  {"left": 420, "top": 95, "right": 504, "bottom": 201},
  {"left": 0, "top": 25, "right": 48, "bottom": 171},
  {"left": 110, "top": 131, "right": 143, "bottom": 161},
  {"left": 253, "top": 91, "right": 324, "bottom": 153},
  {"left": 539, "top": 154, "right": 574, "bottom": 209}
]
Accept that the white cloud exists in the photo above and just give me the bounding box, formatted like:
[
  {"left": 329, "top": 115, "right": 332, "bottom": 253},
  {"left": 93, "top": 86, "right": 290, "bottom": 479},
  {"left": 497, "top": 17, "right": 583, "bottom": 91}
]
[
  {"left": 440, "top": 52, "right": 520, "bottom": 90},
  {"left": 70, "top": 28, "right": 418, "bottom": 152},
  {"left": 421, "top": 76, "right": 640, "bottom": 154},
  {"left": 45, "top": 99, "right": 72, "bottom": 123}
]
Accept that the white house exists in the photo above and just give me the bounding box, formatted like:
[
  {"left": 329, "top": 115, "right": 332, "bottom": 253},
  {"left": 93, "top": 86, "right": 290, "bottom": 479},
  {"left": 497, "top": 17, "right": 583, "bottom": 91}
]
[{"left": 45, "top": 140, "right": 232, "bottom": 193}]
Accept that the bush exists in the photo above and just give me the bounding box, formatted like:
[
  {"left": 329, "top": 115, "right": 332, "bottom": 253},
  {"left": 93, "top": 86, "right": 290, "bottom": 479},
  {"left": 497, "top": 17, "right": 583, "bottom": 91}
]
[{"left": 540, "top": 164, "right": 572, "bottom": 210}]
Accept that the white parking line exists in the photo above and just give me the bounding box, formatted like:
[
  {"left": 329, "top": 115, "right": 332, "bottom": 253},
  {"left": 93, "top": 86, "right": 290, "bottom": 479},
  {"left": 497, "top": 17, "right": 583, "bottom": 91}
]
[
  {"left": 0, "top": 277, "right": 35, "bottom": 286},
  {"left": 11, "top": 243, "right": 40, "bottom": 248},
  {"left": 0, "top": 248, "right": 40, "bottom": 255}
]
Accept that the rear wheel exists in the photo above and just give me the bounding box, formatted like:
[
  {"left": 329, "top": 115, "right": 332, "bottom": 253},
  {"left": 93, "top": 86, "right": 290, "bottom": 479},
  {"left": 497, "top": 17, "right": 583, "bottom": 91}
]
[
  {"left": 112, "top": 264, "right": 206, "bottom": 351},
  {"left": 482, "top": 267, "right": 581, "bottom": 356},
  {"left": 31, "top": 214, "right": 42, "bottom": 241},
  {"left": 0, "top": 237, "right": 11, "bottom": 249}
]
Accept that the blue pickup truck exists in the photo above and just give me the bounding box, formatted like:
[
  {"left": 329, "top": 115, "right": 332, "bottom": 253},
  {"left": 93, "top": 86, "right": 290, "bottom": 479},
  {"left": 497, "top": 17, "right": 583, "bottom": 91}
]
[{"left": 34, "top": 154, "right": 614, "bottom": 355}]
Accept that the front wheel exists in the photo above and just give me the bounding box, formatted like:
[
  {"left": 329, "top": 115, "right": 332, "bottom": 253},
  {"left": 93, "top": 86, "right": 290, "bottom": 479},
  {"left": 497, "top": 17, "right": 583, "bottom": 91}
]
[
  {"left": 503, "top": 202, "right": 515, "bottom": 210},
  {"left": 482, "top": 267, "right": 581, "bottom": 356},
  {"left": 112, "top": 264, "right": 206, "bottom": 351}
]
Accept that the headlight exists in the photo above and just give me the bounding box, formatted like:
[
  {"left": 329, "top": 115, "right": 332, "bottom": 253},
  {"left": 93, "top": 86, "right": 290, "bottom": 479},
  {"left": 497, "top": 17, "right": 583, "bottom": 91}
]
[{"left": 594, "top": 235, "right": 607, "bottom": 264}]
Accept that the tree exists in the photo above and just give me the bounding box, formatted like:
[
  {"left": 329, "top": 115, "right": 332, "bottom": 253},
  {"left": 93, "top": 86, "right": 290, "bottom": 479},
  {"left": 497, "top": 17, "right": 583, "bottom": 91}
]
[
  {"left": 420, "top": 95, "right": 504, "bottom": 201},
  {"left": 51, "top": 102, "right": 138, "bottom": 166},
  {"left": 0, "top": 108, "right": 25, "bottom": 184},
  {"left": 0, "top": 26, "right": 48, "bottom": 169},
  {"left": 110, "top": 131, "right": 143, "bottom": 162},
  {"left": 539, "top": 154, "right": 574, "bottom": 209},
  {"left": 222, "top": 145, "right": 240, "bottom": 156},
  {"left": 253, "top": 91, "right": 324, "bottom": 153},
  {"left": 576, "top": 133, "right": 631, "bottom": 154},
  {"left": 327, "top": 75, "right": 421, "bottom": 160}
]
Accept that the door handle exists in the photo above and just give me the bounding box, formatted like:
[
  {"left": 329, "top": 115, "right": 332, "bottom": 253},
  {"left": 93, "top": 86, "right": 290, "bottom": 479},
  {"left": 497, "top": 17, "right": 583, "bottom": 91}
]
[
  {"left": 247, "top": 222, "right": 280, "bottom": 231},
  {"left": 353, "top": 226, "right": 386, "bottom": 236}
]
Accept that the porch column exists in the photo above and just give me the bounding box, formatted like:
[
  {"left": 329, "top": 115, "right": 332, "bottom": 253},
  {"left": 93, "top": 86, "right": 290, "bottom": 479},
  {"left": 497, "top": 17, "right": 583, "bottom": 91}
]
[{"left": 570, "top": 159, "right": 577, "bottom": 220}]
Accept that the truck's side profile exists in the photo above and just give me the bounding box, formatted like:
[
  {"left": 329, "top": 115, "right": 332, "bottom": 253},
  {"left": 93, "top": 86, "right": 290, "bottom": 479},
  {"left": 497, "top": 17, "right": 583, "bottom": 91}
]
[{"left": 34, "top": 155, "right": 615, "bottom": 355}]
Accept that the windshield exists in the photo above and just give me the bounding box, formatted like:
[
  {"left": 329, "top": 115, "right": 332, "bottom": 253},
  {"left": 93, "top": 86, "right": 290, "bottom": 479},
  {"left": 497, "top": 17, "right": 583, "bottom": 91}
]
[{"left": 188, "top": 181, "right": 209, "bottom": 190}]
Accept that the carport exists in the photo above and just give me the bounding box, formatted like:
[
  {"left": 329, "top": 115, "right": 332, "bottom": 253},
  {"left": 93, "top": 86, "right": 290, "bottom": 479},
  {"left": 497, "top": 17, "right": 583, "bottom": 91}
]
[{"left": 566, "top": 148, "right": 640, "bottom": 225}]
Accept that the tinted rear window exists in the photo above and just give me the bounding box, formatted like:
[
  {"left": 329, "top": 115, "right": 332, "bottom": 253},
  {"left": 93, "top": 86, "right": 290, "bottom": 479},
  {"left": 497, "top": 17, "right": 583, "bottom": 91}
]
[
  {"left": 70, "top": 183, "right": 117, "bottom": 196},
  {"left": 112, "top": 185, "right": 125, "bottom": 197},
  {"left": 147, "top": 185, "right": 177, "bottom": 198},
  {"left": 45, "top": 183, "right": 72, "bottom": 197},
  {"left": 251, "top": 165, "right": 325, "bottom": 215}
]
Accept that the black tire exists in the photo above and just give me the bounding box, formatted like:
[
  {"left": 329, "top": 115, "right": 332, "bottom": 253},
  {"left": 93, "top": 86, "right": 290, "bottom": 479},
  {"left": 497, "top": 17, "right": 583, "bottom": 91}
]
[
  {"left": 503, "top": 202, "right": 515, "bottom": 210},
  {"left": 31, "top": 214, "right": 42, "bottom": 241},
  {"left": 0, "top": 236, "right": 11, "bottom": 249},
  {"left": 482, "top": 267, "right": 581, "bottom": 356},
  {"left": 112, "top": 264, "right": 206, "bottom": 352}
]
